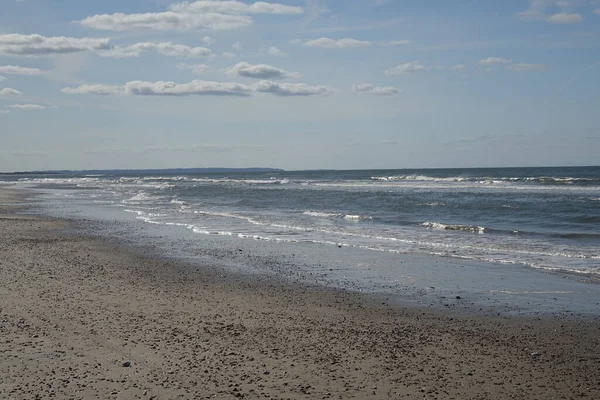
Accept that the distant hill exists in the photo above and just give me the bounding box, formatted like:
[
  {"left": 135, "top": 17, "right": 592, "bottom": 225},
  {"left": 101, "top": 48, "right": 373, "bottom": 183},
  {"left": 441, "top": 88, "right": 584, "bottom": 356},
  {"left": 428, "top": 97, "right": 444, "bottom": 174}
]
[{"left": 5, "top": 168, "right": 285, "bottom": 175}]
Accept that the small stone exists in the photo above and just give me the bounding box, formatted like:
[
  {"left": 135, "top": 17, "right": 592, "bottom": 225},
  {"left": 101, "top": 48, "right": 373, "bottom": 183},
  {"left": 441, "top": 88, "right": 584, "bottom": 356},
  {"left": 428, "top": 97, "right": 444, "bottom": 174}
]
[
  {"left": 455, "top": 296, "right": 462, "bottom": 299},
  {"left": 122, "top": 361, "right": 131, "bottom": 367}
]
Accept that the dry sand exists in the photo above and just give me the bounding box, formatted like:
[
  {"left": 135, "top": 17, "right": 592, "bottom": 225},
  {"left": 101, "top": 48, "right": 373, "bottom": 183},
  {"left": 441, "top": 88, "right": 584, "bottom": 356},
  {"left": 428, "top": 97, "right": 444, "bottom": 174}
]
[{"left": 1, "top": 188, "right": 599, "bottom": 399}]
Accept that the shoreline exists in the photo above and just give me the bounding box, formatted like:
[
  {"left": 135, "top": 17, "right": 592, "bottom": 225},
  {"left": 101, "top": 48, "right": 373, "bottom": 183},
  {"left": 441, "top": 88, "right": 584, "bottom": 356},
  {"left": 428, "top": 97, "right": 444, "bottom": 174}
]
[{"left": 1, "top": 187, "right": 600, "bottom": 399}]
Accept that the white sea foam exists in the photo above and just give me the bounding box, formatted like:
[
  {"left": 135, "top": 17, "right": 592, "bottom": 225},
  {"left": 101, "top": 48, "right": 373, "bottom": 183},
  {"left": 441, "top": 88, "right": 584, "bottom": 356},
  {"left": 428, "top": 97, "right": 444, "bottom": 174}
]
[
  {"left": 123, "top": 192, "right": 156, "bottom": 203},
  {"left": 422, "top": 222, "right": 486, "bottom": 234},
  {"left": 344, "top": 214, "right": 372, "bottom": 221},
  {"left": 371, "top": 175, "right": 467, "bottom": 182},
  {"left": 303, "top": 211, "right": 343, "bottom": 218},
  {"left": 303, "top": 211, "right": 372, "bottom": 220}
]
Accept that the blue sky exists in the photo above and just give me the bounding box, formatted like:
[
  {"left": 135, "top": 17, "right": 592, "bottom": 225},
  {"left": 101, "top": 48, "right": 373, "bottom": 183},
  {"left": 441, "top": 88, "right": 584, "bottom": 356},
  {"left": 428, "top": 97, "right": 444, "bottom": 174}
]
[{"left": 0, "top": 0, "right": 598, "bottom": 172}]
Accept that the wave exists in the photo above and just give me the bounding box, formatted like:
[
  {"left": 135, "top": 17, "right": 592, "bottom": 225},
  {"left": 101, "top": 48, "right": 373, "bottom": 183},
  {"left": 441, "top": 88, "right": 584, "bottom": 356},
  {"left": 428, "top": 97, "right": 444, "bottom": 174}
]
[
  {"left": 140, "top": 176, "right": 291, "bottom": 185},
  {"left": 303, "top": 211, "right": 373, "bottom": 220},
  {"left": 123, "top": 192, "right": 158, "bottom": 203},
  {"left": 372, "top": 175, "right": 467, "bottom": 182},
  {"left": 422, "top": 222, "right": 486, "bottom": 233},
  {"left": 370, "top": 175, "right": 600, "bottom": 186}
]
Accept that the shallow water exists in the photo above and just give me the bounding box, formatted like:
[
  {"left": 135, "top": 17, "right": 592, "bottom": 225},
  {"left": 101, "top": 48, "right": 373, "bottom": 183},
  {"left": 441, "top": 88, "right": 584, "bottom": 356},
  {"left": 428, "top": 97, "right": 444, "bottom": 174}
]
[{"left": 4, "top": 166, "right": 598, "bottom": 276}]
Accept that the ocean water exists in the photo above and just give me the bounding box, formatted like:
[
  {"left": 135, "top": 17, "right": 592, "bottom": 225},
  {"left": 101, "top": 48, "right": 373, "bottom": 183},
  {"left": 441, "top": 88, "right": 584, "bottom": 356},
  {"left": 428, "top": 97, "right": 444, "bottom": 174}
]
[{"left": 3, "top": 166, "right": 598, "bottom": 280}]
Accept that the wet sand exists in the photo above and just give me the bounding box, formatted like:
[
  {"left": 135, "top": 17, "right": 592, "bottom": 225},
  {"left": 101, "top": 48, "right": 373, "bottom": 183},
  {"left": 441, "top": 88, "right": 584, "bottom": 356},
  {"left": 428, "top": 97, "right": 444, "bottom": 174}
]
[{"left": 1, "top": 188, "right": 599, "bottom": 399}]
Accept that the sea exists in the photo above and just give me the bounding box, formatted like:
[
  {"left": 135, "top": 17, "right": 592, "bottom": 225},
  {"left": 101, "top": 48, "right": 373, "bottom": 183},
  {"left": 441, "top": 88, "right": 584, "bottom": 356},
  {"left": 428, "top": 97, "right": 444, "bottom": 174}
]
[{"left": 3, "top": 166, "right": 600, "bottom": 315}]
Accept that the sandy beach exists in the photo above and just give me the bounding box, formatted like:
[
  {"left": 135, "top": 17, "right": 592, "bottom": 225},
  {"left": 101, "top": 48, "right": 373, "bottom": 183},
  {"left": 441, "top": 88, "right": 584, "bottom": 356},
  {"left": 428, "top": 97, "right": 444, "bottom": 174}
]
[{"left": 1, "top": 187, "right": 599, "bottom": 399}]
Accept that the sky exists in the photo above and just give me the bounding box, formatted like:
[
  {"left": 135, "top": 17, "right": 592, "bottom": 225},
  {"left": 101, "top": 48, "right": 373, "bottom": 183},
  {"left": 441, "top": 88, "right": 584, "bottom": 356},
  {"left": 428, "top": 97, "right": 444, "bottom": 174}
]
[{"left": 0, "top": 0, "right": 599, "bottom": 172}]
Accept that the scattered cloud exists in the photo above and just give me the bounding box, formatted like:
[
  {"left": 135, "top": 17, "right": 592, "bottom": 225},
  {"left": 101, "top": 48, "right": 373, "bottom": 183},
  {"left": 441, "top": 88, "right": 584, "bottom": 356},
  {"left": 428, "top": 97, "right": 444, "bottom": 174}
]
[
  {"left": 352, "top": 83, "right": 400, "bottom": 96},
  {"left": 267, "top": 46, "right": 287, "bottom": 56},
  {"left": 227, "top": 62, "right": 300, "bottom": 80},
  {"left": 100, "top": 42, "right": 212, "bottom": 58},
  {"left": 518, "top": 1, "right": 585, "bottom": 23},
  {"left": 479, "top": 57, "right": 511, "bottom": 66},
  {"left": 222, "top": 51, "right": 236, "bottom": 58},
  {"left": 168, "top": 1, "right": 303, "bottom": 15},
  {"left": 7, "top": 104, "right": 45, "bottom": 110},
  {"left": 0, "top": 76, "right": 5, "bottom": 82},
  {"left": 386, "top": 40, "right": 411, "bottom": 46},
  {"left": 0, "top": 110, "right": 11, "bottom": 114},
  {"left": 289, "top": 39, "right": 303, "bottom": 45},
  {"left": 79, "top": 11, "right": 252, "bottom": 32},
  {"left": 508, "top": 63, "right": 545, "bottom": 72},
  {"left": 63, "top": 79, "right": 333, "bottom": 97},
  {"left": 546, "top": 13, "right": 583, "bottom": 23},
  {"left": 0, "top": 34, "right": 110, "bottom": 57},
  {"left": 61, "top": 84, "right": 123, "bottom": 95},
  {"left": 594, "top": 9, "right": 600, "bottom": 15},
  {"left": 232, "top": 42, "right": 242, "bottom": 52},
  {"left": 64, "top": 81, "right": 248, "bottom": 98},
  {"left": 451, "top": 64, "right": 467, "bottom": 71},
  {"left": 303, "top": 37, "right": 372, "bottom": 49},
  {"left": 0, "top": 88, "right": 22, "bottom": 96},
  {"left": 124, "top": 80, "right": 252, "bottom": 96},
  {"left": 79, "top": 1, "right": 302, "bottom": 32},
  {"left": 0, "top": 65, "right": 46, "bottom": 75},
  {"left": 202, "top": 36, "right": 213, "bottom": 46},
  {"left": 178, "top": 63, "right": 211, "bottom": 75},
  {"left": 517, "top": 0, "right": 554, "bottom": 20},
  {"left": 253, "top": 80, "right": 333, "bottom": 96},
  {"left": 385, "top": 61, "right": 426, "bottom": 75}
]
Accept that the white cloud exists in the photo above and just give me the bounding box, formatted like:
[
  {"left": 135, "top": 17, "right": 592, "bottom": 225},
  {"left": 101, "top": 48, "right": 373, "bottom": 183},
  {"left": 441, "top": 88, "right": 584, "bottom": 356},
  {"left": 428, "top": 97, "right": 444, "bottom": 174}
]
[
  {"left": 168, "top": 1, "right": 303, "bottom": 15},
  {"left": 303, "top": 38, "right": 372, "bottom": 49},
  {"left": 222, "top": 51, "right": 236, "bottom": 58},
  {"left": 177, "top": 63, "right": 211, "bottom": 75},
  {"left": 79, "top": 11, "right": 252, "bottom": 32},
  {"left": 253, "top": 80, "right": 333, "bottom": 96},
  {"left": 63, "top": 79, "right": 333, "bottom": 97},
  {"left": 0, "top": 34, "right": 110, "bottom": 57},
  {"left": 386, "top": 40, "right": 411, "bottom": 46},
  {"left": 0, "top": 110, "right": 11, "bottom": 114},
  {"left": 0, "top": 65, "right": 46, "bottom": 75},
  {"left": 61, "top": 84, "right": 123, "bottom": 95},
  {"left": 289, "top": 39, "right": 302, "bottom": 45},
  {"left": 8, "top": 104, "right": 45, "bottom": 110},
  {"left": 193, "top": 64, "right": 211, "bottom": 75},
  {"left": 594, "top": 9, "right": 600, "bottom": 15},
  {"left": 202, "top": 36, "right": 213, "bottom": 46},
  {"left": 101, "top": 42, "right": 212, "bottom": 58},
  {"left": 0, "top": 88, "right": 22, "bottom": 96},
  {"left": 451, "top": 64, "right": 467, "bottom": 71},
  {"left": 267, "top": 46, "right": 287, "bottom": 56},
  {"left": 507, "top": 63, "right": 546, "bottom": 72},
  {"left": 79, "top": 1, "right": 302, "bottom": 32},
  {"left": 227, "top": 62, "right": 300, "bottom": 79},
  {"left": 0, "top": 76, "right": 5, "bottom": 82},
  {"left": 517, "top": 0, "right": 554, "bottom": 20},
  {"left": 232, "top": 42, "right": 242, "bottom": 52},
  {"left": 479, "top": 57, "right": 512, "bottom": 66},
  {"left": 352, "top": 83, "right": 400, "bottom": 96},
  {"left": 124, "top": 80, "right": 252, "bottom": 96},
  {"left": 546, "top": 13, "right": 583, "bottom": 23},
  {"left": 517, "top": 1, "right": 585, "bottom": 23},
  {"left": 385, "top": 61, "right": 426, "bottom": 75}
]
